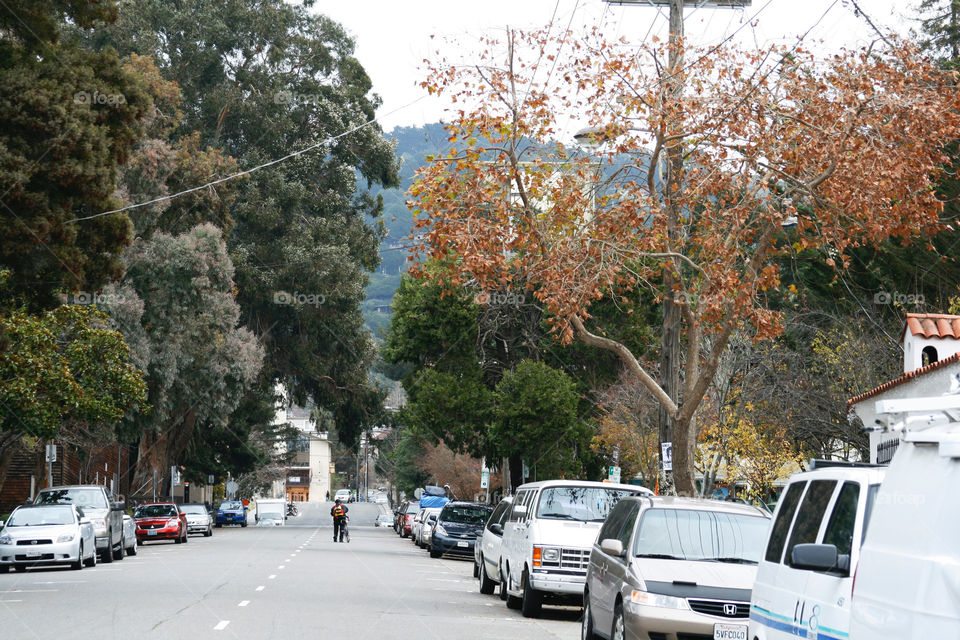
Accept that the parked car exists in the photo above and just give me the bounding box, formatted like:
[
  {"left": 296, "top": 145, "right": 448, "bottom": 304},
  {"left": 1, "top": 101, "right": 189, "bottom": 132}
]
[
  {"left": 500, "top": 480, "right": 651, "bottom": 618},
  {"left": 0, "top": 504, "right": 97, "bottom": 572},
  {"left": 418, "top": 511, "right": 438, "bottom": 549},
  {"left": 430, "top": 501, "right": 493, "bottom": 559},
  {"left": 33, "top": 484, "right": 125, "bottom": 563},
  {"left": 121, "top": 514, "right": 137, "bottom": 556},
  {"left": 410, "top": 508, "right": 428, "bottom": 545},
  {"left": 749, "top": 463, "right": 886, "bottom": 640},
  {"left": 475, "top": 496, "right": 513, "bottom": 595},
  {"left": 375, "top": 514, "right": 394, "bottom": 527},
  {"left": 215, "top": 500, "right": 248, "bottom": 527},
  {"left": 399, "top": 501, "right": 419, "bottom": 538},
  {"left": 582, "top": 496, "right": 771, "bottom": 640},
  {"left": 850, "top": 411, "right": 960, "bottom": 639},
  {"left": 180, "top": 503, "right": 213, "bottom": 537},
  {"left": 134, "top": 503, "right": 188, "bottom": 545},
  {"left": 333, "top": 489, "right": 352, "bottom": 504}
]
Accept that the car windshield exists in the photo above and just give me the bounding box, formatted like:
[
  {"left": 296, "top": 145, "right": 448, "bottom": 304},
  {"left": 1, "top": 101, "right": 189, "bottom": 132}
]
[
  {"left": 180, "top": 505, "right": 206, "bottom": 514},
  {"left": 441, "top": 505, "right": 492, "bottom": 525},
  {"left": 220, "top": 501, "right": 242, "bottom": 510},
  {"left": 7, "top": 506, "right": 75, "bottom": 526},
  {"left": 35, "top": 488, "right": 108, "bottom": 510},
  {"left": 135, "top": 505, "right": 178, "bottom": 518},
  {"left": 536, "top": 486, "right": 639, "bottom": 522},
  {"left": 633, "top": 508, "right": 771, "bottom": 563}
]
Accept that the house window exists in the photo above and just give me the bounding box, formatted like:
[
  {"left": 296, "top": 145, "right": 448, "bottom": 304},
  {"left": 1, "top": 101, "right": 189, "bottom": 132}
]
[{"left": 922, "top": 345, "right": 938, "bottom": 367}]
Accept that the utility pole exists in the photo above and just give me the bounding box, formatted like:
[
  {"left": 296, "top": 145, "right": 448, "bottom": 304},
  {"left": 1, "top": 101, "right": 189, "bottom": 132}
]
[{"left": 603, "top": 0, "right": 750, "bottom": 495}]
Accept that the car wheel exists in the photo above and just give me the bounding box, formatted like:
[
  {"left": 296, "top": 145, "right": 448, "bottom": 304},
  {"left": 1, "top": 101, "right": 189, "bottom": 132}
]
[
  {"left": 101, "top": 536, "right": 114, "bottom": 563},
  {"left": 113, "top": 542, "right": 124, "bottom": 560},
  {"left": 473, "top": 560, "right": 480, "bottom": 578},
  {"left": 521, "top": 569, "right": 542, "bottom": 618},
  {"left": 498, "top": 563, "right": 508, "bottom": 601},
  {"left": 505, "top": 568, "right": 521, "bottom": 610},
  {"left": 137, "top": 538, "right": 143, "bottom": 546},
  {"left": 85, "top": 544, "right": 98, "bottom": 567},
  {"left": 215, "top": 523, "right": 222, "bottom": 528},
  {"left": 582, "top": 594, "right": 599, "bottom": 640},
  {"left": 0, "top": 565, "right": 8, "bottom": 573},
  {"left": 241, "top": 522, "right": 247, "bottom": 528},
  {"left": 479, "top": 559, "right": 496, "bottom": 595},
  {"left": 183, "top": 528, "right": 189, "bottom": 543},
  {"left": 14, "top": 564, "right": 26, "bottom": 573},
  {"left": 71, "top": 543, "right": 84, "bottom": 570},
  {"left": 126, "top": 540, "right": 136, "bottom": 557},
  {"left": 174, "top": 528, "right": 183, "bottom": 544},
  {"left": 611, "top": 602, "right": 625, "bottom": 640},
  {"left": 429, "top": 548, "right": 442, "bottom": 559},
  {"left": 204, "top": 526, "right": 212, "bottom": 537}
]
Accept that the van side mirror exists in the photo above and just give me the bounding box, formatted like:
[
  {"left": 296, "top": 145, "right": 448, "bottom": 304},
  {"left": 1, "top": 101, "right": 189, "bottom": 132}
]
[
  {"left": 490, "top": 523, "right": 503, "bottom": 536},
  {"left": 23, "top": 497, "right": 32, "bottom": 505},
  {"left": 791, "top": 543, "right": 848, "bottom": 574},
  {"left": 599, "top": 538, "right": 625, "bottom": 557}
]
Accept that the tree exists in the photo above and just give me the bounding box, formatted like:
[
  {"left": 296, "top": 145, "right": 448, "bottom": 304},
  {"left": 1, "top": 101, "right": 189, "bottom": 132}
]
[
  {"left": 0, "top": 298, "right": 147, "bottom": 495},
  {"left": 99, "top": 224, "right": 263, "bottom": 490},
  {"left": 90, "top": 0, "right": 400, "bottom": 449},
  {"left": 0, "top": 0, "right": 150, "bottom": 309},
  {"left": 409, "top": 28, "right": 960, "bottom": 494}
]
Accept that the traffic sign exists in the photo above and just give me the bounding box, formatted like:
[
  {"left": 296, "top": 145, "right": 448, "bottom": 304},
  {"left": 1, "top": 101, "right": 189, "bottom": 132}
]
[
  {"left": 45, "top": 444, "right": 57, "bottom": 462},
  {"left": 608, "top": 465, "right": 621, "bottom": 483},
  {"left": 661, "top": 442, "right": 673, "bottom": 472}
]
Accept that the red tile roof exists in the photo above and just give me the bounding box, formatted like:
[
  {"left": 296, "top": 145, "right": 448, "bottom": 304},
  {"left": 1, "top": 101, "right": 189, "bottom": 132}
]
[
  {"left": 901, "top": 313, "right": 960, "bottom": 341},
  {"left": 847, "top": 351, "right": 960, "bottom": 411}
]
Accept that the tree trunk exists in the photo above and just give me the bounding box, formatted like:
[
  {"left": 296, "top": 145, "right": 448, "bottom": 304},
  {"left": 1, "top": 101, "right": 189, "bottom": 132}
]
[
  {"left": 0, "top": 443, "right": 17, "bottom": 499},
  {"left": 671, "top": 411, "right": 698, "bottom": 496}
]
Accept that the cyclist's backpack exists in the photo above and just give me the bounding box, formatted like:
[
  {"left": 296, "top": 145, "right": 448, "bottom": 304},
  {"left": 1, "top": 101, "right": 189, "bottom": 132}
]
[{"left": 333, "top": 505, "right": 345, "bottom": 517}]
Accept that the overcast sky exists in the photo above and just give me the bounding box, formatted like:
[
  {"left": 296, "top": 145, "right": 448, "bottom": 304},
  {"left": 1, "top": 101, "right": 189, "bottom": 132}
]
[{"left": 315, "top": 0, "right": 914, "bottom": 133}]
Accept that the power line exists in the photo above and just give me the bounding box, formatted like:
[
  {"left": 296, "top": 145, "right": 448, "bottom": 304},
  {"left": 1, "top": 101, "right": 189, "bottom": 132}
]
[{"left": 65, "top": 95, "right": 429, "bottom": 224}]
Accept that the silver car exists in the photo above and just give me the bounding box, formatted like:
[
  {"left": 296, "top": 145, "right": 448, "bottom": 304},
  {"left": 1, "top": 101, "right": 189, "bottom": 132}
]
[
  {"left": 122, "top": 514, "right": 138, "bottom": 556},
  {"left": 582, "top": 496, "right": 771, "bottom": 640},
  {"left": 474, "top": 496, "right": 513, "bottom": 595},
  {"left": 0, "top": 505, "right": 97, "bottom": 572},
  {"left": 180, "top": 503, "right": 213, "bottom": 537}
]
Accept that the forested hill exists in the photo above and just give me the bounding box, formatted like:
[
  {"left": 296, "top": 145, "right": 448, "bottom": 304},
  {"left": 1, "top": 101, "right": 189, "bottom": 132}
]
[{"left": 364, "top": 123, "right": 449, "bottom": 337}]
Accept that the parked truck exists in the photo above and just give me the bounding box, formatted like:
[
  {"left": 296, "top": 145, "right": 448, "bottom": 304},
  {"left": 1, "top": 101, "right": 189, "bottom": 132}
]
[{"left": 255, "top": 498, "right": 286, "bottom": 526}]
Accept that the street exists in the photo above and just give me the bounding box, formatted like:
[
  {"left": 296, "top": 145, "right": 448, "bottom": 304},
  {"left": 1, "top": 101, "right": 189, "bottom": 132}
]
[{"left": 0, "top": 502, "right": 579, "bottom": 640}]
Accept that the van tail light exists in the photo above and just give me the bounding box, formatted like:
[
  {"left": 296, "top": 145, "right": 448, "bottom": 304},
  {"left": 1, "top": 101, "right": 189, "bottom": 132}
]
[{"left": 532, "top": 546, "right": 542, "bottom": 567}]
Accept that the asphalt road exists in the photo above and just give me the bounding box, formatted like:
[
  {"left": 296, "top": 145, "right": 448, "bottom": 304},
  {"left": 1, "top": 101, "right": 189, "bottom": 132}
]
[{"left": 0, "top": 501, "right": 579, "bottom": 640}]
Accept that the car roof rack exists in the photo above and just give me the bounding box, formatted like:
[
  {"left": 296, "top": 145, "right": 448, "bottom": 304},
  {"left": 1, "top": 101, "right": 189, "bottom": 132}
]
[{"left": 809, "top": 459, "right": 884, "bottom": 470}]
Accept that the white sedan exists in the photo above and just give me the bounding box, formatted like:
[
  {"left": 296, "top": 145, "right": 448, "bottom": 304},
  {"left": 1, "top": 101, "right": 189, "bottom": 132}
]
[{"left": 0, "top": 504, "right": 97, "bottom": 572}]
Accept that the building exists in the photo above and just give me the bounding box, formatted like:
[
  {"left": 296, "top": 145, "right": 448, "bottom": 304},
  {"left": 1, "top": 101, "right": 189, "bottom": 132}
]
[
  {"left": 848, "top": 313, "right": 960, "bottom": 463},
  {"left": 270, "top": 395, "right": 332, "bottom": 503}
]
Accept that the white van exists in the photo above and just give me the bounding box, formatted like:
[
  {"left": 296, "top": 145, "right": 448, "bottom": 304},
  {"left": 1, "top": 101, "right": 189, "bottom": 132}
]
[
  {"left": 749, "top": 463, "right": 886, "bottom": 640},
  {"left": 500, "top": 479, "right": 650, "bottom": 618},
  {"left": 849, "top": 399, "right": 960, "bottom": 639}
]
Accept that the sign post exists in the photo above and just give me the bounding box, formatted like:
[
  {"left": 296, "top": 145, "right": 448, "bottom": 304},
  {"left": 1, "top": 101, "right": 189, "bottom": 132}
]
[
  {"left": 45, "top": 444, "right": 56, "bottom": 488},
  {"left": 661, "top": 442, "right": 673, "bottom": 472}
]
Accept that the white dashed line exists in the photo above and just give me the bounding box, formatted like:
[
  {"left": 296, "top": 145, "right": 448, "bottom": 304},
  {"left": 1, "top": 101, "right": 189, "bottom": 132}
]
[
  {"left": 238, "top": 600, "right": 249, "bottom": 607},
  {"left": 268, "top": 574, "right": 277, "bottom": 580},
  {"left": 255, "top": 586, "right": 264, "bottom": 591},
  {"left": 214, "top": 620, "right": 230, "bottom": 631}
]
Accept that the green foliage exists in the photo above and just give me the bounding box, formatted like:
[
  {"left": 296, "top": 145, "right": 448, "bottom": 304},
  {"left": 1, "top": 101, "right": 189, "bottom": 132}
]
[
  {"left": 401, "top": 368, "right": 494, "bottom": 458},
  {"left": 0, "top": 302, "right": 147, "bottom": 443},
  {"left": 90, "top": 0, "right": 401, "bottom": 448},
  {"left": 492, "top": 360, "right": 591, "bottom": 480}
]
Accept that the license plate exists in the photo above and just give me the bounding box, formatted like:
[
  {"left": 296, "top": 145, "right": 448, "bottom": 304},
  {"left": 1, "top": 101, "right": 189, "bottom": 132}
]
[
  {"left": 148, "top": 530, "right": 158, "bottom": 536},
  {"left": 457, "top": 541, "right": 468, "bottom": 548},
  {"left": 25, "top": 551, "right": 42, "bottom": 558},
  {"left": 714, "top": 623, "right": 747, "bottom": 640}
]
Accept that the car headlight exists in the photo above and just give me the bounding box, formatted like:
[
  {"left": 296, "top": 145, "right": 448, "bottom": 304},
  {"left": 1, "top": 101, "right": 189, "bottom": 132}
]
[
  {"left": 629, "top": 590, "right": 690, "bottom": 610},
  {"left": 434, "top": 524, "right": 447, "bottom": 536},
  {"left": 91, "top": 517, "right": 107, "bottom": 532},
  {"left": 542, "top": 547, "right": 561, "bottom": 562},
  {"left": 0, "top": 534, "right": 12, "bottom": 545},
  {"left": 57, "top": 533, "right": 75, "bottom": 543},
  {"left": 167, "top": 518, "right": 180, "bottom": 527}
]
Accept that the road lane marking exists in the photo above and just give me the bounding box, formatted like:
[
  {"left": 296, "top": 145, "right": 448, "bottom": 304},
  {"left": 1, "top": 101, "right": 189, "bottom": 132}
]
[
  {"left": 268, "top": 574, "right": 276, "bottom": 579},
  {"left": 238, "top": 601, "right": 249, "bottom": 607},
  {"left": 278, "top": 565, "right": 285, "bottom": 569},
  {"left": 255, "top": 586, "right": 264, "bottom": 591},
  {"left": 214, "top": 621, "right": 230, "bottom": 630}
]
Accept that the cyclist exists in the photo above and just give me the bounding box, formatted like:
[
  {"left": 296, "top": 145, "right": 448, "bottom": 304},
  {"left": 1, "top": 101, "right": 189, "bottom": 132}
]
[{"left": 331, "top": 498, "right": 349, "bottom": 542}]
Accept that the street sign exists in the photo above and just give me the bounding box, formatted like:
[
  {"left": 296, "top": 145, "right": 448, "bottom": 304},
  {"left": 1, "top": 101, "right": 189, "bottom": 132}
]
[
  {"left": 208, "top": 474, "right": 215, "bottom": 485},
  {"left": 480, "top": 469, "right": 490, "bottom": 489},
  {"left": 45, "top": 444, "right": 57, "bottom": 463},
  {"left": 661, "top": 442, "right": 673, "bottom": 472},
  {"left": 225, "top": 481, "right": 239, "bottom": 498},
  {"left": 522, "top": 460, "right": 530, "bottom": 480},
  {"left": 608, "top": 465, "right": 621, "bottom": 483}
]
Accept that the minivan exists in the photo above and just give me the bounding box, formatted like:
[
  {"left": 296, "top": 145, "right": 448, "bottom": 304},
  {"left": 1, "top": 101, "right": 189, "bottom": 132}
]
[{"left": 500, "top": 479, "right": 651, "bottom": 618}]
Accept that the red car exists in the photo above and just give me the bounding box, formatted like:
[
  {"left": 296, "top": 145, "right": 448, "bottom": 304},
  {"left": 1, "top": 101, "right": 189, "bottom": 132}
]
[
  {"left": 133, "top": 503, "right": 188, "bottom": 545},
  {"left": 399, "top": 501, "right": 419, "bottom": 538}
]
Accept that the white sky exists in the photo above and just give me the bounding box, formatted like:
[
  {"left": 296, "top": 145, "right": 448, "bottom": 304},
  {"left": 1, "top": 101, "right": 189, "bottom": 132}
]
[{"left": 315, "top": 0, "right": 914, "bottom": 133}]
